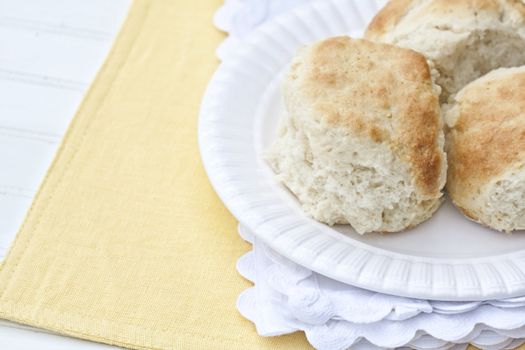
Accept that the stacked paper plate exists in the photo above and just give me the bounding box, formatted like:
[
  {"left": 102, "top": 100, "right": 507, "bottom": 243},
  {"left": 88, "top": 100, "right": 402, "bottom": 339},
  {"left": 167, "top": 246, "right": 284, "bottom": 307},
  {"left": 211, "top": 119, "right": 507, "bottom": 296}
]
[
  {"left": 208, "top": 0, "right": 525, "bottom": 348},
  {"left": 236, "top": 225, "right": 525, "bottom": 350}
]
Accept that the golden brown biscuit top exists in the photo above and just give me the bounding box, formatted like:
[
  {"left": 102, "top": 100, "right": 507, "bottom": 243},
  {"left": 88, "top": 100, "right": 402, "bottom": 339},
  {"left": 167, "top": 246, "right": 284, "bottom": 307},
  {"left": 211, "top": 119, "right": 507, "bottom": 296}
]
[
  {"left": 447, "top": 68, "right": 525, "bottom": 191},
  {"left": 365, "top": 0, "right": 415, "bottom": 40},
  {"left": 284, "top": 37, "right": 444, "bottom": 197},
  {"left": 365, "top": 0, "right": 525, "bottom": 40}
]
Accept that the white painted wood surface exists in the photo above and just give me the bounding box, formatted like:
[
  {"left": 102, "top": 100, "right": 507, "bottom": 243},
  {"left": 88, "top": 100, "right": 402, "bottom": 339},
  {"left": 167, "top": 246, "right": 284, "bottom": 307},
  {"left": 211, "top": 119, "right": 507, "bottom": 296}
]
[{"left": 0, "top": 0, "right": 130, "bottom": 347}]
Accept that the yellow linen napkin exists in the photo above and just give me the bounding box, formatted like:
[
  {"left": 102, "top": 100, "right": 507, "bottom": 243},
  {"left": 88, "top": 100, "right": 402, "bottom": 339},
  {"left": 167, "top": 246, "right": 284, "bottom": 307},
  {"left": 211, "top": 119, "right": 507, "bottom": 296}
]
[
  {"left": 0, "top": 0, "right": 307, "bottom": 348},
  {"left": 0, "top": 0, "right": 518, "bottom": 349}
]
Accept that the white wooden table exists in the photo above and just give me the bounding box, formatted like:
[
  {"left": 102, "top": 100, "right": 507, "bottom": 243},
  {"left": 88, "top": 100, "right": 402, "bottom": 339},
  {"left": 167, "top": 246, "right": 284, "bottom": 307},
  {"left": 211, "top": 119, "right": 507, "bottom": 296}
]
[{"left": 0, "top": 0, "right": 130, "bottom": 347}]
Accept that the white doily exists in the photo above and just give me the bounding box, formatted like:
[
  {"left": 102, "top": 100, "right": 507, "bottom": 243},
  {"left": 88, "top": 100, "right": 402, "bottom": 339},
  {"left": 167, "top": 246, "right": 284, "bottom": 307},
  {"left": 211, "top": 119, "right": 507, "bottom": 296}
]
[
  {"left": 214, "top": 0, "right": 309, "bottom": 60},
  {"left": 237, "top": 225, "right": 525, "bottom": 350}
]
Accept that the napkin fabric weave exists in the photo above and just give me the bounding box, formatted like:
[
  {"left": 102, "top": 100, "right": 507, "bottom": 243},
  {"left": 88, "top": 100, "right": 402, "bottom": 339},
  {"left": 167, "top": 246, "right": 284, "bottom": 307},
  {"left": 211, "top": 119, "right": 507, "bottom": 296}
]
[{"left": 0, "top": 0, "right": 309, "bottom": 348}]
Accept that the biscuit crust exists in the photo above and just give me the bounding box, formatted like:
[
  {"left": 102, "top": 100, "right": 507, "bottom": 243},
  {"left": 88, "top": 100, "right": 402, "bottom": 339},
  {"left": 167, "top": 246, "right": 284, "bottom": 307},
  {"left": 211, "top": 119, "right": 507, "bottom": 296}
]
[
  {"left": 446, "top": 67, "right": 525, "bottom": 211},
  {"left": 284, "top": 37, "right": 445, "bottom": 197}
]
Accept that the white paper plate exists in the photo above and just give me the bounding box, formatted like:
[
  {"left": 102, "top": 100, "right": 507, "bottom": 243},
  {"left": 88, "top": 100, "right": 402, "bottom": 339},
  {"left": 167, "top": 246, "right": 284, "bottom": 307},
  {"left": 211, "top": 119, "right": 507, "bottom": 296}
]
[{"left": 199, "top": 0, "right": 525, "bottom": 301}]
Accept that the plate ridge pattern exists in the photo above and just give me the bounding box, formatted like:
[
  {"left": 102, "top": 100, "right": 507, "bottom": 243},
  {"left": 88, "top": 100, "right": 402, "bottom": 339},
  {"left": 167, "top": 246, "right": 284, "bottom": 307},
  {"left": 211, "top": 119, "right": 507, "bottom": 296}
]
[{"left": 199, "top": 0, "right": 525, "bottom": 300}]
